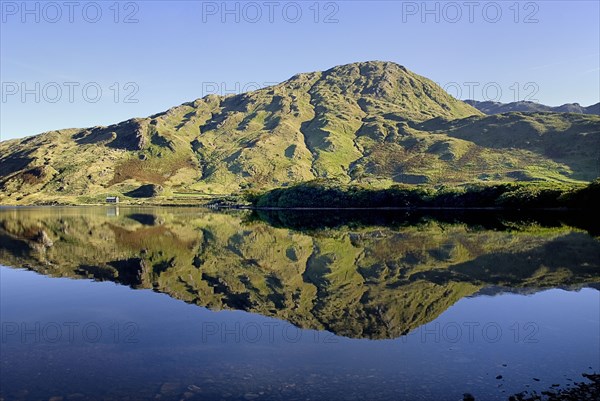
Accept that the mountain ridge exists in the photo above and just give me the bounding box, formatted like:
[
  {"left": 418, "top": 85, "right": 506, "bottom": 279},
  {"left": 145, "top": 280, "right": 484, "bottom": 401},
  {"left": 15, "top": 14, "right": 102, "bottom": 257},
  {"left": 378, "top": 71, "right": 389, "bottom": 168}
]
[
  {"left": 465, "top": 99, "right": 600, "bottom": 115},
  {"left": 1, "top": 61, "right": 599, "bottom": 205}
]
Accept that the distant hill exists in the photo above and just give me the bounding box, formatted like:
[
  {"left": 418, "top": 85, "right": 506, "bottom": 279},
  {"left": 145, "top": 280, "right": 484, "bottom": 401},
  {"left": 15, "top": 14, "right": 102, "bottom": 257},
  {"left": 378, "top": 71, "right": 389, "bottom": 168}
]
[
  {"left": 465, "top": 99, "right": 600, "bottom": 115},
  {"left": 1, "top": 61, "right": 599, "bottom": 205}
]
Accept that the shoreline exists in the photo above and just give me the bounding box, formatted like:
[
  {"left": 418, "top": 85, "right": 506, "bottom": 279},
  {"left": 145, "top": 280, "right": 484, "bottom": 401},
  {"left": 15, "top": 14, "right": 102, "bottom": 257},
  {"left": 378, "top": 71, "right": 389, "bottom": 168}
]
[{"left": 0, "top": 203, "right": 592, "bottom": 212}]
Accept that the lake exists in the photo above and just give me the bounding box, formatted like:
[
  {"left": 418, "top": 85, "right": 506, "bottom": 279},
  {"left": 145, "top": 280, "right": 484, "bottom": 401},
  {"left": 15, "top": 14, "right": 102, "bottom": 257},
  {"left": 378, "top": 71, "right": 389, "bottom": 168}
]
[{"left": 0, "top": 207, "right": 598, "bottom": 401}]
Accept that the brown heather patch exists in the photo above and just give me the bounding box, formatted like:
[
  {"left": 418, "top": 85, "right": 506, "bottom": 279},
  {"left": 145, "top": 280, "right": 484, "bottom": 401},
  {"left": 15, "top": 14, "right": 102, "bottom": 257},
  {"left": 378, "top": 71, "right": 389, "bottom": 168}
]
[
  {"left": 108, "top": 156, "right": 197, "bottom": 185},
  {"left": 18, "top": 166, "right": 47, "bottom": 185}
]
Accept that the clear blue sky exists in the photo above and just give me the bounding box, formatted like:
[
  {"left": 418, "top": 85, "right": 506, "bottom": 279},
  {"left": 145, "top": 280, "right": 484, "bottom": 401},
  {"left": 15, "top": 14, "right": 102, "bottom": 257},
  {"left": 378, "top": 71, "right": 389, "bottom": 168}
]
[{"left": 1, "top": 0, "right": 599, "bottom": 140}]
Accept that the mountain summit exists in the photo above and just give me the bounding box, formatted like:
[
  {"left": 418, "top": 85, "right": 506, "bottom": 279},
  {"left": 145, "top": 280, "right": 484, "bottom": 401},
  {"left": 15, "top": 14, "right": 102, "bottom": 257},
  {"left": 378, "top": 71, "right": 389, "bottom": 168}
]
[{"left": 1, "top": 61, "right": 599, "bottom": 204}]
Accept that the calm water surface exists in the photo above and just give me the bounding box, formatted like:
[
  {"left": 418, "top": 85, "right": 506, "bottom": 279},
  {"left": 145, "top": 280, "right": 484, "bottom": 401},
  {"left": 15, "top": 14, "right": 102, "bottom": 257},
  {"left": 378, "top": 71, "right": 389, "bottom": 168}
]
[{"left": 0, "top": 207, "right": 598, "bottom": 401}]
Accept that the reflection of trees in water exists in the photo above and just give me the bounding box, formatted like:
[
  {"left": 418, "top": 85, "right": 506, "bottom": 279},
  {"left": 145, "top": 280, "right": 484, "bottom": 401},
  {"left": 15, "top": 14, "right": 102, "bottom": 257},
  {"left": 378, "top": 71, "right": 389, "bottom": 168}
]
[{"left": 0, "top": 208, "right": 599, "bottom": 339}]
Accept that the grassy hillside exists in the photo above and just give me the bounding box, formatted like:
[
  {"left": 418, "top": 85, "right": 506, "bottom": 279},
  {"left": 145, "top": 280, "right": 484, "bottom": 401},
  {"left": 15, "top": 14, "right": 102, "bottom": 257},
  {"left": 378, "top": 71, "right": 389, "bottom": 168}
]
[
  {"left": 253, "top": 179, "right": 600, "bottom": 210},
  {"left": 1, "top": 61, "right": 599, "bottom": 205}
]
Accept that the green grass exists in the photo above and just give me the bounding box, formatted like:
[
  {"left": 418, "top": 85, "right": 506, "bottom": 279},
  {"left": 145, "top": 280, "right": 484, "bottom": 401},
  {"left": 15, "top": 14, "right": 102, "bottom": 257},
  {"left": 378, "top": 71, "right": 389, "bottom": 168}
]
[{"left": 253, "top": 179, "right": 600, "bottom": 209}]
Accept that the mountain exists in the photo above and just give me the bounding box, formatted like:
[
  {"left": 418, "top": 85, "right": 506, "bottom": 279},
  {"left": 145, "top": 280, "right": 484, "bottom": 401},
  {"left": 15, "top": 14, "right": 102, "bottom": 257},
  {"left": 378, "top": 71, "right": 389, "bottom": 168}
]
[
  {"left": 465, "top": 99, "right": 600, "bottom": 115},
  {"left": 1, "top": 61, "right": 599, "bottom": 205},
  {"left": 1, "top": 208, "right": 598, "bottom": 339}
]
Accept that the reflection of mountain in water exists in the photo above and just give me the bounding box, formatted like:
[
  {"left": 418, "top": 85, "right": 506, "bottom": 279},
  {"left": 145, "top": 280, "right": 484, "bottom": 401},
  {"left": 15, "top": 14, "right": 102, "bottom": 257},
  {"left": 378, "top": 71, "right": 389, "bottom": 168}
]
[{"left": 0, "top": 208, "right": 599, "bottom": 339}]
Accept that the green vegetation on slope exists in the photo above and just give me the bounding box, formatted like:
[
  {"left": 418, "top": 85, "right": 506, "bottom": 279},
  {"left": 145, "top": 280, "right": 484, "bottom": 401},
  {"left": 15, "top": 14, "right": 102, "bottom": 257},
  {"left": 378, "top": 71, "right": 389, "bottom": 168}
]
[
  {"left": 1, "top": 61, "right": 599, "bottom": 206},
  {"left": 252, "top": 179, "right": 600, "bottom": 209}
]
